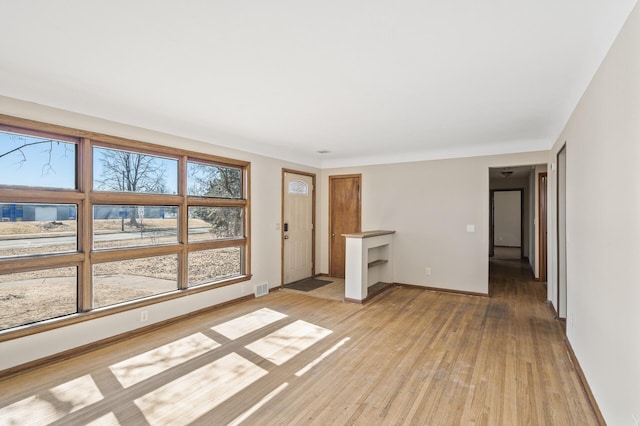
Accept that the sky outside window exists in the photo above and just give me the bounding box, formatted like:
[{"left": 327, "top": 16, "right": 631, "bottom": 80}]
[{"left": 0, "top": 131, "right": 76, "bottom": 189}]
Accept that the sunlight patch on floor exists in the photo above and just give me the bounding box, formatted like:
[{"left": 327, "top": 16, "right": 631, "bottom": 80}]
[
  {"left": 86, "top": 411, "right": 119, "bottom": 425},
  {"left": 0, "top": 374, "right": 103, "bottom": 425},
  {"left": 0, "top": 309, "right": 346, "bottom": 424},
  {"left": 134, "top": 352, "right": 267, "bottom": 425},
  {"left": 245, "top": 320, "right": 332, "bottom": 366},
  {"left": 211, "top": 308, "right": 287, "bottom": 340},
  {"left": 227, "top": 382, "right": 289, "bottom": 426},
  {"left": 296, "top": 337, "right": 351, "bottom": 377},
  {"left": 109, "top": 332, "right": 220, "bottom": 388}
]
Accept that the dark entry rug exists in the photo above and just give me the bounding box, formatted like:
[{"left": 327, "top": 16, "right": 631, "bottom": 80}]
[{"left": 285, "top": 278, "right": 333, "bottom": 292}]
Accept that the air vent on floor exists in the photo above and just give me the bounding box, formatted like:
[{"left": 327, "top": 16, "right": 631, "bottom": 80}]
[{"left": 255, "top": 282, "right": 269, "bottom": 297}]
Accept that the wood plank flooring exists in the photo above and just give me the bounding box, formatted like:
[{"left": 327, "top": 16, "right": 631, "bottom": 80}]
[{"left": 0, "top": 256, "right": 598, "bottom": 425}]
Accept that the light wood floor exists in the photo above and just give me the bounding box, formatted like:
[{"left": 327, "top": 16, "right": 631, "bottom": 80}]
[{"left": 0, "top": 258, "right": 598, "bottom": 425}]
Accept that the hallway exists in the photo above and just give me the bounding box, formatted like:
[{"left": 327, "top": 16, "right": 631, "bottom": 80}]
[{"left": 489, "top": 246, "right": 541, "bottom": 298}]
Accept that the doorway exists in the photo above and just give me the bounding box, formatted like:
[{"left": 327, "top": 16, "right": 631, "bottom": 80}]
[
  {"left": 557, "top": 146, "right": 567, "bottom": 320},
  {"left": 282, "top": 169, "right": 315, "bottom": 285},
  {"left": 538, "top": 172, "right": 548, "bottom": 282},
  {"left": 329, "top": 174, "right": 361, "bottom": 278},
  {"left": 490, "top": 189, "right": 524, "bottom": 259}
]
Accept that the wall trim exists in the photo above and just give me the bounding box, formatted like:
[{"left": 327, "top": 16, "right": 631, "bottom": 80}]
[
  {"left": 562, "top": 337, "right": 607, "bottom": 425},
  {"left": 343, "top": 282, "right": 394, "bottom": 304},
  {"left": 396, "top": 282, "right": 489, "bottom": 298},
  {"left": 545, "top": 300, "right": 604, "bottom": 424},
  {"left": 544, "top": 300, "right": 558, "bottom": 318}
]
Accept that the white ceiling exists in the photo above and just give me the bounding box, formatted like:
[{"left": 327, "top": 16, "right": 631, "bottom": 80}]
[
  {"left": 0, "top": 1, "right": 637, "bottom": 168},
  {"left": 489, "top": 165, "right": 536, "bottom": 180}
]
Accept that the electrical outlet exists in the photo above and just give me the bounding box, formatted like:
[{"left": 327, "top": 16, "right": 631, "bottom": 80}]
[
  {"left": 241, "top": 284, "right": 246, "bottom": 293},
  {"left": 425, "top": 267, "right": 431, "bottom": 275},
  {"left": 140, "top": 311, "right": 148, "bottom": 322}
]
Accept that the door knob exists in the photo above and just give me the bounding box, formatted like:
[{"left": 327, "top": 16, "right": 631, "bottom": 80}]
[
  {"left": 284, "top": 235, "right": 289, "bottom": 240},
  {"left": 332, "top": 233, "right": 335, "bottom": 237}
]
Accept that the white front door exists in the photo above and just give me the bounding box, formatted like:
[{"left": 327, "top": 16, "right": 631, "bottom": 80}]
[{"left": 283, "top": 172, "right": 313, "bottom": 284}]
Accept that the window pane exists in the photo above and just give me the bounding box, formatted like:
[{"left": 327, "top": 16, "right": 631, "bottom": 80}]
[
  {"left": 0, "top": 267, "right": 77, "bottom": 330},
  {"left": 93, "top": 255, "right": 178, "bottom": 308},
  {"left": 0, "top": 130, "right": 76, "bottom": 189},
  {"left": 288, "top": 180, "right": 308, "bottom": 195},
  {"left": 188, "top": 207, "right": 243, "bottom": 242},
  {"left": 188, "top": 247, "right": 242, "bottom": 287},
  {"left": 0, "top": 203, "right": 77, "bottom": 258},
  {"left": 93, "top": 147, "right": 178, "bottom": 194},
  {"left": 187, "top": 161, "right": 242, "bottom": 198},
  {"left": 93, "top": 206, "right": 178, "bottom": 249}
]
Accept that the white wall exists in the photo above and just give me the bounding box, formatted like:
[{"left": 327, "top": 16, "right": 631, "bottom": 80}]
[
  {"left": 547, "top": 2, "right": 640, "bottom": 423},
  {"left": 320, "top": 151, "right": 548, "bottom": 294},
  {"left": 493, "top": 191, "right": 521, "bottom": 247},
  {"left": 0, "top": 96, "right": 320, "bottom": 372}
]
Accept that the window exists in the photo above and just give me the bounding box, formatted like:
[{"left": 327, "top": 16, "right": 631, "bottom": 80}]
[
  {"left": 93, "top": 255, "right": 178, "bottom": 308},
  {"left": 0, "top": 267, "right": 77, "bottom": 330},
  {"left": 93, "top": 205, "right": 179, "bottom": 249},
  {"left": 93, "top": 147, "right": 178, "bottom": 194},
  {"left": 0, "top": 120, "right": 250, "bottom": 336},
  {"left": 188, "top": 206, "right": 243, "bottom": 242},
  {"left": 188, "top": 247, "right": 242, "bottom": 287},
  {"left": 187, "top": 161, "right": 242, "bottom": 199},
  {"left": 288, "top": 180, "right": 308, "bottom": 195},
  {"left": 0, "top": 203, "right": 77, "bottom": 257},
  {"left": 0, "top": 130, "right": 77, "bottom": 189}
]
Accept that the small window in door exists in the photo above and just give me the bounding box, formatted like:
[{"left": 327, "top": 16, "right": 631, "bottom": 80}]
[{"left": 288, "top": 180, "right": 308, "bottom": 195}]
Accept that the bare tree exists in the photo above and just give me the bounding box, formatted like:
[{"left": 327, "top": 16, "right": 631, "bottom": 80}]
[
  {"left": 94, "top": 150, "right": 168, "bottom": 226},
  {"left": 0, "top": 136, "right": 73, "bottom": 177},
  {"left": 95, "top": 150, "right": 167, "bottom": 193}
]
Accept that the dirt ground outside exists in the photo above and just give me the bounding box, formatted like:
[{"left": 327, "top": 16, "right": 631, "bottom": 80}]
[
  {"left": 0, "top": 218, "right": 216, "bottom": 257},
  {"left": 1, "top": 247, "right": 240, "bottom": 330}
]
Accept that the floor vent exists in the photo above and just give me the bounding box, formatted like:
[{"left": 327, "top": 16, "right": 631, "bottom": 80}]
[{"left": 255, "top": 282, "right": 269, "bottom": 297}]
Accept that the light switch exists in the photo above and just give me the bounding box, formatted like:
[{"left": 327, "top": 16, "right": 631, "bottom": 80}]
[{"left": 466, "top": 224, "right": 475, "bottom": 233}]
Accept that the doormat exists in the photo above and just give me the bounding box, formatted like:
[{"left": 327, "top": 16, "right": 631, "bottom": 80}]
[{"left": 285, "top": 278, "right": 333, "bottom": 292}]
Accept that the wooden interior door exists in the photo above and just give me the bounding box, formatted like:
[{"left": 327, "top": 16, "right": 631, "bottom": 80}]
[
  {"left": 329, "top": 175, "right": 361, "bottom": 278},
  {"left": 538, "top": 172, "right": 548, "bottom": 281}
]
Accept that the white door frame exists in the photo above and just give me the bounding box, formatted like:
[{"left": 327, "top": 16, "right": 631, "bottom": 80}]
[{"left": 557, "top": 145, "right": 568, "bottom": 319}]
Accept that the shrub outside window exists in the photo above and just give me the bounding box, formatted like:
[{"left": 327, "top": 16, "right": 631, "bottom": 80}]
[
  {"left": 187, "top": 161, "right": 242, "bottom": 199},
  {"left": 188, "top": 206, "right": 243, "bottom": 242}
]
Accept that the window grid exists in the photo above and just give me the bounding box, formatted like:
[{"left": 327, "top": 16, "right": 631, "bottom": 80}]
[{"left": 0, "top": 117, "right": 250, "bottom": 338}]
